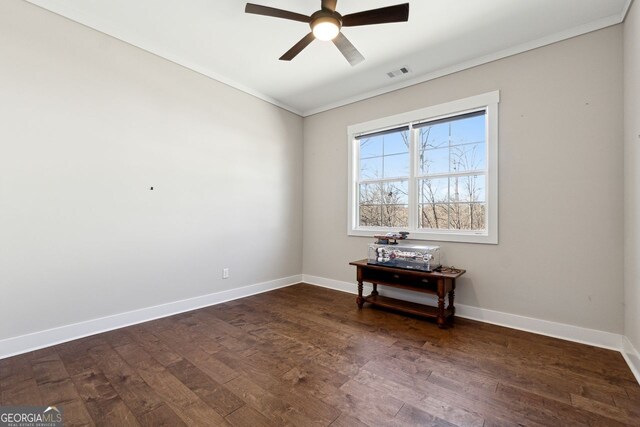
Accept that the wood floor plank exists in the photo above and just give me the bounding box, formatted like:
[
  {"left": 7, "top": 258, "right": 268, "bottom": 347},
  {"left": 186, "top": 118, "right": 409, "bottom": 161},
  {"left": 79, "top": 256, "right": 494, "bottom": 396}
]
[
  {"left": 225, "top": 405, "right": 277, "bottom": 427},
  {"left": 495, "top": 382, "right": 628, "bottom": 427},
  {"left": 165, "top": 359, "right": 245, "bottom": 417},
  {"left": 225, "top": 374, "right": 321, "bottom": 426},
  {"left": 1, "top": 284, "right": 638, "bottom": 426},
  {"left": 31, "top": 354, "right": 70, "bottom": 386},
  {"left": 85, "top": 343, "right": 166, "bottom": 417},
  {"left": 137, "top": 404, "right": 188, "bottom": 427},
  {"left": 0, "top": 357, "right": 42, "bottom": 406},
  {"left": 56, "top": 398, "right": 96, "bottom": 427},
  {"left": 282, "top": 362, "right": 350, "bottom": 391},
  {"left": 125, "top": 326, "right": 184, "bottom": 367},
  {"left": 71, "top": 370, "right": 140, "bottom": 426},
  {"left": 1, "top": 378, "right": 43, "bottom": 406},
  {"left": 394, "top": 404, "right": 457, "bottom": 427},
  {"left": 625, "top": 383, "right": 640, "bottom": 401},
  {"left": 570, "top": 393, "right": 634, "bottom": 425},
  {"left": 338, "top": 378, "right": 406, "bottom": 424},
  {"left": 612, "top": 395, "right": 640, "bottom": 420},
  {"left": 186, "top": 311, "right": 260, "bottom": 353},
  {"left": 58, "top": 347, "right": 104, "bottom": 378},
  {"left": 38, "top": 378, "right": 85, "bottom": 407},
  {"left": 31, "top": 352, "right": 96, "bottom": 426},
  {"left": 329, "top": 412, "right": 369, "bottom": 427}
]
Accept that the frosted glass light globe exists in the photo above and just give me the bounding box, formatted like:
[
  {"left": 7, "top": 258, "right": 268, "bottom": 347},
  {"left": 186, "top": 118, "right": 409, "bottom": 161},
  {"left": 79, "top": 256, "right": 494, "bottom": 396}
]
[{"left": 312, "top": 20, "right": 340, "bottom": 41}]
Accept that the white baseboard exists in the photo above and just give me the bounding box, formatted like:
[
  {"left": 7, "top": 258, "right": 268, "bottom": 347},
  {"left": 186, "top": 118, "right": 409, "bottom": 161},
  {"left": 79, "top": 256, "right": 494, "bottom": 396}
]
[
  {"left": 302, "top": 274, "right": 626, "bottom": 353},
  {"left": 454, "top": 305, "right": 623, "bottom": 351},
  {"left": 0, "top": 275, "right": 302, "bottom": 360},
  {"left": 622, "top": 336, "right": 640, "bottom": 385}
]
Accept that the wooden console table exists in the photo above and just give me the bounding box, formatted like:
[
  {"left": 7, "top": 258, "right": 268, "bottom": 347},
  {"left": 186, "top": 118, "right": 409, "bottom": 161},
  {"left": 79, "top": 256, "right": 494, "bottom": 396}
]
[{"left": 349, "top": 259, "right": 465, "bottom": 328}]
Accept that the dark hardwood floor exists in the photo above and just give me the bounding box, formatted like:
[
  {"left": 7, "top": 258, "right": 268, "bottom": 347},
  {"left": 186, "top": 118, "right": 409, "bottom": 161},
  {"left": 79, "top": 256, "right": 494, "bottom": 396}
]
[{"left": 1, "top": 283, "right": 639, "bottom": 426}]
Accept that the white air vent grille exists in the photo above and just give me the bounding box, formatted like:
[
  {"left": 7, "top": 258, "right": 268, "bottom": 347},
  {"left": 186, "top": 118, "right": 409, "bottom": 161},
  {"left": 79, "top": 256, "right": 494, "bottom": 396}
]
[{"left": 386, "top": 66, "right": 411, "bottom": 78}]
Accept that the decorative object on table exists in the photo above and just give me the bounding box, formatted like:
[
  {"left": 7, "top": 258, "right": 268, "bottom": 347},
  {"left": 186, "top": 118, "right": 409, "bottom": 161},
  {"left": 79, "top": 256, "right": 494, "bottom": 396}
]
[
  {"left": 368, "top": 243, "right": 441, "bottom": 272},
  {"left": 373, "top": 231, "right": 409, "bottom": 245},
  {"left": 439, "top": 266, "right": 463, "bottom": 274}
]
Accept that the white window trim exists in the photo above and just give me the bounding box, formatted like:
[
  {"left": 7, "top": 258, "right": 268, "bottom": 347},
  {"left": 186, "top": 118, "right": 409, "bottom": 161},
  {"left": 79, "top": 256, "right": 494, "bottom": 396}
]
[{"left": 347, "top": 91, "right": 499, "bottom": 244}]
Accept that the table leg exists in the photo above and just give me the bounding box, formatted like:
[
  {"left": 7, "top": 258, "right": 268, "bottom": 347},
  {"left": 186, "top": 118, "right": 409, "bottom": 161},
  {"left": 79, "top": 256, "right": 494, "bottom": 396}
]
[
  {"left": 356, "top": 281, "right": 364, "bottom": 309},
  {"left": 448, "top": 280, "right": 456, "bottom": 320},
  {"left": 372, "top": 283, "right": 378, "bottom": 296},
  {"left": 437, "top": 279, "right": 446, "bottom": 328}
]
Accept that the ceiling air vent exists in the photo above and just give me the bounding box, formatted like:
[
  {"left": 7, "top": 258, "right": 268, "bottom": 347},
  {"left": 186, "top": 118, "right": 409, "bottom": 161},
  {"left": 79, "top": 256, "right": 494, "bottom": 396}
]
[{"left": 386, "top": 66, "right": 411, "bottom": 79}]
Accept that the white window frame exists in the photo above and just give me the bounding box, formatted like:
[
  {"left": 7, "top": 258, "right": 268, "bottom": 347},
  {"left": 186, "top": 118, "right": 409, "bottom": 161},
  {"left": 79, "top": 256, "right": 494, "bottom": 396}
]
[{"left": 347, "top": 91, "right": 499, "bottom": 244}]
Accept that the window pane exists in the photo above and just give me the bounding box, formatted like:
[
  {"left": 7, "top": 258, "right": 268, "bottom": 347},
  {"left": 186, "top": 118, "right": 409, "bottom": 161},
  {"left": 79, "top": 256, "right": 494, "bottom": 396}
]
[
  {"left": 359, "top": 129, "right": 409, "bottom": 181},
  {"left": 419, "top": 123, "right": 449, "bottom": 150},
  {"left": 359, "top": 181, "right": 408, "bottom": 228},
  {"left": 381, "top": 204, "right": 408, "bottom": 228},
  {"left": 383, "top": 180, "right": 408, "bottom": 205},
  {"left": 450, "top": 203, "right": 486, "bottom": 230},
  {"left": 360, "top": 205, "right": 382, "bottom": 227},
  {"left": 418, "top": 177, "right": 449, "bottom": 204},
  {"left": 383, "top": 153, "right": 409, "bottom": 178},
  {"left": 359, "top": 182, "right": 382, "bottom": 205},
  {"left": 384, "top": 131, "right": 409, "bottom": 155},
  {"left": 420, "top": 147, "right": 449, "bottom": 175},
  {"left": 420, "top": 204, "right": 450, "bottom": 229},
  {"left": 360, "top": 156, "right": 382, "bottom": 180},
  {"left": 360, "top": 137, "right": 382, "bottom": 158},
  {"left": 449, "top": 203, "right": 467, "bottom": 230},
  {"left": 416, "top": 175, "right": 487, "bottom": 231},
  {"left": 418, "top": 113, "right": 486, "bottom": 176},
  {"left": 472, "top": 203, "right": 486, "bottom": 230},
  {"left": 450, "top": 114, "right": 485, "bottom": 146},
  {"left": 451, "top": 175, "right": 485, "bottom": 203},
  {"left": 451, "top": 142, "right": 486, "bottom": 172}
]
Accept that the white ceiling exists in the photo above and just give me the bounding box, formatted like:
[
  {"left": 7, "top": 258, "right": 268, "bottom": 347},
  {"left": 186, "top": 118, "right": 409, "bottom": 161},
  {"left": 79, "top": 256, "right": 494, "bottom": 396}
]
[{"left": 26, "top": 0, "right": 630, "bottom": 116}]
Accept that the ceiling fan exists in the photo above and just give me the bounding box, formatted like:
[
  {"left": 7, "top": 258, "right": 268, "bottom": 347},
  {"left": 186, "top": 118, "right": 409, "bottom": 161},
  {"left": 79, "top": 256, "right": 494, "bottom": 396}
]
[{"left": 245, "top": 0, "right": 410, "bottom": 66}]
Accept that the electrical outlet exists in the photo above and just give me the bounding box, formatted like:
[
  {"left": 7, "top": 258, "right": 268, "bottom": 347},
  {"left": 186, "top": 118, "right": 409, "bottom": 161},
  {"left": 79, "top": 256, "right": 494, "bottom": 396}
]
[{"left": 222, "top": 268, "right": 229, "bottom": 279}]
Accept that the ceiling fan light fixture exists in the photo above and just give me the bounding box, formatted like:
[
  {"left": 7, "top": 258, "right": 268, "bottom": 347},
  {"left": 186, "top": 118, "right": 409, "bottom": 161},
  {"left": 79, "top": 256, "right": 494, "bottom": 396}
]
[
  {"left": 312, "top": 17, "right": 341, "bottom": 41},
  {"left": 245, "top": 1, "right": 410, "bottom": 65}
]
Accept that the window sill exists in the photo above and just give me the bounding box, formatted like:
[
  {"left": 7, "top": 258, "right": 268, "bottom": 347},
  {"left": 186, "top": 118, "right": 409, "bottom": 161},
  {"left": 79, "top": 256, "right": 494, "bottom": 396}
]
[{"left": 348, "top": 228, "right": 497, "bottom": 244}]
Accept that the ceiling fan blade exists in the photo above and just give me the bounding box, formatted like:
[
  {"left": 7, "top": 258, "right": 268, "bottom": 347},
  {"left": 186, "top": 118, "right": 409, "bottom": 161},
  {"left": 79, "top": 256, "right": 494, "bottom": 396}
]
[
  {"left": 245, "top": 3, "right": 310, "bottom": 23},
  {"left": 342, "top": 3, "right": 409, "bottom": 27},
  {"left": 333, "top": 32, "right": 364, "bottom": 66},
  {"left": 280, "top": 32, "right": 316, "bottom": 61},
  {"left": 321, "top": 0, "right": 337, "bottom": 12}
]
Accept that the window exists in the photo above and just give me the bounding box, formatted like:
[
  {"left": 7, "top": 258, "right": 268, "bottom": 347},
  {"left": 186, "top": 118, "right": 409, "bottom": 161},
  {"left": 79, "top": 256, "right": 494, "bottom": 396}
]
[{"left": 348, "top": 92, "right": 499, "bottom": 244}]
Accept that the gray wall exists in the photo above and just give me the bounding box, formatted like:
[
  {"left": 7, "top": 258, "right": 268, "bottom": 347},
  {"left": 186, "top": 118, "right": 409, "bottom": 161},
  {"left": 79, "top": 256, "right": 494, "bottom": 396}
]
[
  {"left": 303, "top": 26, "right": 625, "bottom": 333},
  {"left": 625, "top": 0, "right": 640, "bottom": 350},
  {"left": 0, "top": 0, "right": 303, "bottom": 340}
]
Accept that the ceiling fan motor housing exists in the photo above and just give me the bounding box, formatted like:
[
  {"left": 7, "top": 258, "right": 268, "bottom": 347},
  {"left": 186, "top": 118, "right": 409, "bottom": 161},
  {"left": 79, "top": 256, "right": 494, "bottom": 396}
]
[{"left": 310, "top": 9, "right": 343, "bottom": 32}]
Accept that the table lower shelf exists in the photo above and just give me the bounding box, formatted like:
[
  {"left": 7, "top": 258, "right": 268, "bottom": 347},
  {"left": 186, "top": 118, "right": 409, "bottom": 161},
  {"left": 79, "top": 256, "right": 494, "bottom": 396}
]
[{"left": 363, "top": 294, "right": 453, "bottom": 320}]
